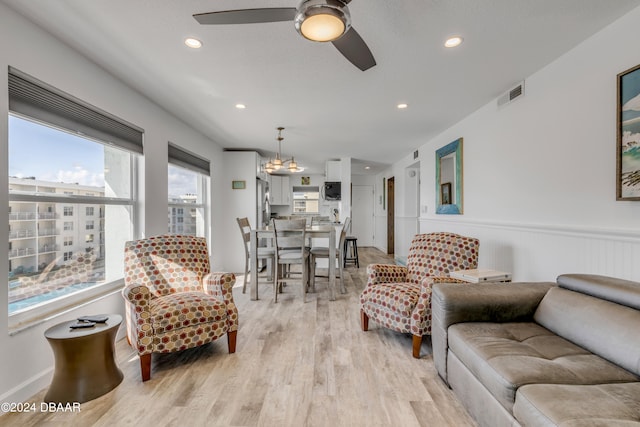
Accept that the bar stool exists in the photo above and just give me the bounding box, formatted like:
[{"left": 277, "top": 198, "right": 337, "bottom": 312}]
[{"left": 344, "top": 235, "right": 359, "bottom": 268}]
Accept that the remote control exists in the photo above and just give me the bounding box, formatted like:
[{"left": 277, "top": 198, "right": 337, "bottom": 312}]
[
  {"left": 70, "top": 321, "right": 96, "bottom": 329},
  {"left": 78, "top": 315, "right": 109, "bottom": 323}
]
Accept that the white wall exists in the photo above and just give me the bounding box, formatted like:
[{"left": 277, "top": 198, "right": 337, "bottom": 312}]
[
  {"left": 389, "top": 5, "right": 640, "bottom": 282},
  {"left": 218, "top": 151, "right": 260, "bottom": 273},
  {"left": 0, "top": 3, "right": 226, "bottom": 403}
]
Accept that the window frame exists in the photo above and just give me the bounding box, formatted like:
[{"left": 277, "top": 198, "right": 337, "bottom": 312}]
[
  {"left": 7, "top": 67, "right": 143, "bottom": 330},
  {"left": 292, "top": 186, "right": 321, "bottom": 214},
  {"left": 167, "top": 142, "right": 210, "bottom": 238}
]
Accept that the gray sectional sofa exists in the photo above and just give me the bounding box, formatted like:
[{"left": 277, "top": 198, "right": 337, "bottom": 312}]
[{"left": 431, "top": 274, "right": 640, "bottom": 427}]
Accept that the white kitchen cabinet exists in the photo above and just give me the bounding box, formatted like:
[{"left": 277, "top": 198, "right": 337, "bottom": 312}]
[{"left": 270, "top": 175, "right": 291, "bottom": 205}]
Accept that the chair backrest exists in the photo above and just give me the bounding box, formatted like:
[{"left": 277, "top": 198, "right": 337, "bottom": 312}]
[
  {"left": 406, "top": 232, "right": 479, "bottom": 285},
  {"left": 338, "top": 217, "right": 350, "bottom": 252},
  {"left": 342, "top": 217, "right": 351, "bottom": 236},
  {"left": 236, "top": 217, "right": 251, "bottom": 255},
  {"left": 123, "top": 234, "right": 211, "bottom": 297},
  {"left": 272, "top": 219, "right": 307, "bottom": 258}
]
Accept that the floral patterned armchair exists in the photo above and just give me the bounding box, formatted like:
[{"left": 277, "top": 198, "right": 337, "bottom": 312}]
[
  {"left": 360, "top": 232, "right": 479, "bottom": 358},
  {"left": 122, "top": 235, "right": 238, "bottom": 381}
]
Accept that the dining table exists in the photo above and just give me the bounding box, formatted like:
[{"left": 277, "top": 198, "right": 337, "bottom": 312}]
[{"left": 250, "top": 224, "right": 339, "bottom": 301}]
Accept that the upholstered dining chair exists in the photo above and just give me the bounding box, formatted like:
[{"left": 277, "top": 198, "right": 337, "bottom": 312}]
[
  {"left": 122, "top": 234, "right": 238, "bottom": 381},
  {"left": 360, "top": 232, "right": 479, "bottom": 358},
  {"left": 309, "top": 217, "right": 349, "bottom": 294},
  {"left": 272, "top": 219, "right": 309, "bottom": 302},
  {"left": 236, "top": 217, "right": 275, "bottom": 293}
]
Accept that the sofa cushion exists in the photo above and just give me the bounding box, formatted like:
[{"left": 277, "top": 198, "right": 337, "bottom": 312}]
[
  {"left": 514, "top": 382, "right": 640, "bottom": 426},
  {"left": 360, "top": 281, "right": 419, "bottom": 323},
  {"left": 150, "top": 291, "right": 227, "bottom": 334},
  {"left": 448, "top": 322, "right": 639, "bottom": 412},
  {"left": 534, "top": 286, "right": 640, "bottom": 376},
  {"left": 557, "top": 274, "right": 640, "bottom": 310}
]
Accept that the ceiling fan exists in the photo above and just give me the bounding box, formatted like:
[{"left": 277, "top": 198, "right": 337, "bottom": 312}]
[{"left": 193, "top": 0, "right": 376, "bottom": 71}]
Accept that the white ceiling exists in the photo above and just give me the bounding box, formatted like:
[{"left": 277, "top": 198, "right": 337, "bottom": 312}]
[{"left": 4, "top": 0, "right": 640, "bottom": 175}]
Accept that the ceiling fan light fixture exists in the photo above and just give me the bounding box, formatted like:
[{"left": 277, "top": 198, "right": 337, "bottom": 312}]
[{"left": 295, "top": 0, "right": 351, "bottom": 42}]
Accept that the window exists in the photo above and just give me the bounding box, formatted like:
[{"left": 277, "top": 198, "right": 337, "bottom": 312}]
[
  {"left": 86, "top": 207, "right": 94, "bottom": 216},
  {"left": 85, "top": 234, "right": 94, "bottom": 243},
  {"left": 292, "top": 186, "right": 320, "bottom": 214},
  {"left": 167, "top": 143, "right": 209, "bottom": 237},
  {"left": 8, "top": 68, "right": 141, "bottom": 321},
  {"left": 86, "top": 220, "right": 94, "bottom": 230}
]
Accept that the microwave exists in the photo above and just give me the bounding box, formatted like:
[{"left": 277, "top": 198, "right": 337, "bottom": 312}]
[{"left": 323, "top": 181, "right": 341, "bottom": 201}]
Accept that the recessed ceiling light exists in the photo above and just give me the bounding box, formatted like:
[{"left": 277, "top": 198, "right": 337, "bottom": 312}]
[
  {"left": 444, "top": 36, "right": 463, "bottom": 48},
  {"left": 397, "top": 103, "right": 408, "bottom": 109},
  {"left": 235, "top": 104, "right": 246, "bottom": 109},
  {"left": 365, "top": 166, "right": 371, "bottom": 170},
  {"left": 184, "top": 38, "right": 202, "bottom": 49}
]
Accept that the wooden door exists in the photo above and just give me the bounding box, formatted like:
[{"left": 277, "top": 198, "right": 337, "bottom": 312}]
[{"left": 387, "top": 177, "right": 395, "bottom": 254}]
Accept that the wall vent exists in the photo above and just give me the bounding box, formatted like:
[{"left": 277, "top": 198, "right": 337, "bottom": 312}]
[{"left": 497, "top": 81, "right": 525, "bottom": 108}]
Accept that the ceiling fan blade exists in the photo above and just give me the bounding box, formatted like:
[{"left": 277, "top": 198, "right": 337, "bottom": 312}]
[
  {"left": 331, "top": 27, "right": 376, "bottom": 71},
  {"left": 193, "top": 8, "right": 297, "bottom": 25}
]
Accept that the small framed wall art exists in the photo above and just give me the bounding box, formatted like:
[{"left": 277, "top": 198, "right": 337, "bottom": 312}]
[
  {"left": 617, "top": 63, "right": 640, "bottom": 200},
  {"left": 231, "top": 180, "right": 246, "bottom": 190}
]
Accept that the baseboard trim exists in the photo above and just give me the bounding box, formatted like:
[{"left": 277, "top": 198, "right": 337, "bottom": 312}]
[{"left": 0, "top": 367, "right": 53, "bottom": 405}]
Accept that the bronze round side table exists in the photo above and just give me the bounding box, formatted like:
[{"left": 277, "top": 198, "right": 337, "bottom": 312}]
[{"left": 44, "top": 314, "right": 123, "bottom": 404}]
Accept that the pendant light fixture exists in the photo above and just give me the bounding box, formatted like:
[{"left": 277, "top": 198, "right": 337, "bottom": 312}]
[{"left": 264, "top": 127, "right": 300, "bottom": 174}]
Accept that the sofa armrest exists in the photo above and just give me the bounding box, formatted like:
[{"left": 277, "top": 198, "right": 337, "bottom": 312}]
[{"left": 431, "top": 281, "right": 555, "bottom": 385}]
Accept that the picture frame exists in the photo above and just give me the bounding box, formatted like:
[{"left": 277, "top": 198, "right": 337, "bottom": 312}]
[
  {"left": 617, "top": 63, "right": 640, "bottom": 200},
  {"left": 301, "top": 176, "right": 310, "bottom": 185},
  {"left": 231, "top": 180, "right": 246, "bottom": 190},
  {"left": 435, "top": 138, "right": 463, "bottom": 214},
  {"left": 441, "top": 182, "right": 452, "bottom": 205}
]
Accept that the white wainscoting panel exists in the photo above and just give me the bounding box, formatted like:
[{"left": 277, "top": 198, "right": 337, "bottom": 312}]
[{"left": 419, "top": 218, "right": 640, "bottom": 282}]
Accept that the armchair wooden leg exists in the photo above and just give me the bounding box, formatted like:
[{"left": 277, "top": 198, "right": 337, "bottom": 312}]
[
  {"left": 140, "top": 353, "right": 152, "bottom": 382},
  {"left": 227, "top": 330, "right": 237, "bottom": 353},
  {"left": 412, "top": 335, "right": 422, "bottom": 358},
  {"left": 361, "top": 310, "right": 369, "bottom": 331}
]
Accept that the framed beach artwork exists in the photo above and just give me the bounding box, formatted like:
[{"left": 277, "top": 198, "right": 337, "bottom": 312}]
[{"left": 617, "top": 63, "right": 640, "bottom": 200}]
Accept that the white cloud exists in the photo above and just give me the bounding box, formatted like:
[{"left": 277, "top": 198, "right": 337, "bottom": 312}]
[
  {"left": 168, "top": 166, "right": 197, "bottom": 198},
  {"left": 623, "top": 93, "right": 640, "bottom": 111},
  {"left": 52, "top": 166, "right": 104, "bottom": 187}
]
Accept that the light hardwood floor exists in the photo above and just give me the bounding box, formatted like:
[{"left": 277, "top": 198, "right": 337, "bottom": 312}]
[{"left": 2, "top": 248, "right": 476, "bottom": 427}]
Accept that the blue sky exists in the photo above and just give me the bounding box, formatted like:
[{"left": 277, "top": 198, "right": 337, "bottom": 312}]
[
  {"left": 9, "top": 115, "right": 105, "bottom": 187},
  {"left": 9, "top": 115, "right": 198, "bottom": 196}
]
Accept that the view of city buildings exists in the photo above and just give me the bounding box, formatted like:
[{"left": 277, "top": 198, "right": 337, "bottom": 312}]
[
  {"left": 168, "top": 194, "right": 198, "bottom": 235},
  {"left": 9, "top": 176, "right": 199, "bottom": 313},
  {"left": 9, "top": 177, "right": 105, "bottom": 277}
]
